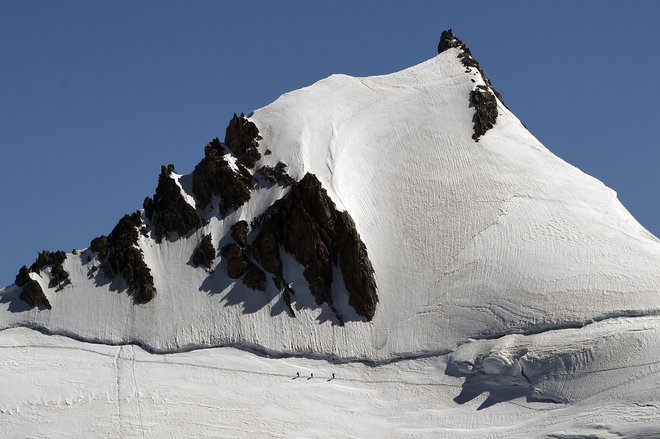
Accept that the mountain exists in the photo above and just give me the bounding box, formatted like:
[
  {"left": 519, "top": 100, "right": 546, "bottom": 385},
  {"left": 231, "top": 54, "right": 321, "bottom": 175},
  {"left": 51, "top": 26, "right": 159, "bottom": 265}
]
[{"left": 2, "top": 30, "right": 660, "bottom": 438}]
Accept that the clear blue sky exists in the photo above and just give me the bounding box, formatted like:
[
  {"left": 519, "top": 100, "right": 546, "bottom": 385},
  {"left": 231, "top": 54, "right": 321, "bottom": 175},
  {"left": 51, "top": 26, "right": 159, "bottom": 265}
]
[{"left": 1, "top": 1, "right": 659, "bottom": 284}]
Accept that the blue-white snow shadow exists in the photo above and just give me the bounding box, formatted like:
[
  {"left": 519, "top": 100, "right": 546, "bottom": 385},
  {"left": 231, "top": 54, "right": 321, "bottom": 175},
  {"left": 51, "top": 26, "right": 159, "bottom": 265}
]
[{"left": 446, "top": 362, "right": 564, "bottom": 410}]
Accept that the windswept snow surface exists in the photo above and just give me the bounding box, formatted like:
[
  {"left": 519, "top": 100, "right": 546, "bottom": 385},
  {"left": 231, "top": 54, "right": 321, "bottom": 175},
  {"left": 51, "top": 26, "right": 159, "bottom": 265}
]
[
  {"left": 2, "top": 47, "right": 660, "bottom": 434},
  {"left": 1, "top": 326, "right": 659, "bottom": 438}
]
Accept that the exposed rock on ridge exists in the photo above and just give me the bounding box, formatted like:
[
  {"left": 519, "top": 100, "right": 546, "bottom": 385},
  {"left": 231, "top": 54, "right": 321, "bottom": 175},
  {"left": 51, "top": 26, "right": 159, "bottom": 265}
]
[
  {"left": 191, "top": 138, "right": 252, "bottom": 216},
  {"left": 471, "top": 85, "right": 498, "bottom": 141},
  {"left": 221, "top": 221, "right": 267, "bottom": 291},
  {"left": 93, "top": 212, "right": 156, "bottom": 303},
  {"left": 12, "top": 109, "right": 378, "bottom": 321},
  {"left": 438, "top": 28, "right": 501, "bottom": 141},
  {"left": 144, "top": 164, "right": 203, "bottom": 242},
  {"left": 253, "top": 173, "right": 378, "bottom": 321},
  {"left": 15, "top": 265, "right": 51, "bottom": 310},
  {"left": 258, "top": 162, "right": 294, "bottom": 186},
  {"left": 29, "top": 250, "right": 71, "bottom": 291},
  {"left": 192, "top": 233, "right": 216, "bottom": 269},
  {"left": 225, "top": 113, "right": 261, "bottom": 168}
]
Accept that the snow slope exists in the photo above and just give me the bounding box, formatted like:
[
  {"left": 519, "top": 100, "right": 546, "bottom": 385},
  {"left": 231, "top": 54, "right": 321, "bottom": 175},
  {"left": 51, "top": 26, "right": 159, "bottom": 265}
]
[
  {"left": 2, "top": 326, "right": 659, "bottom": 438},
  {"left": 2, "top": 46, "right": 660, "bottom": 363}
]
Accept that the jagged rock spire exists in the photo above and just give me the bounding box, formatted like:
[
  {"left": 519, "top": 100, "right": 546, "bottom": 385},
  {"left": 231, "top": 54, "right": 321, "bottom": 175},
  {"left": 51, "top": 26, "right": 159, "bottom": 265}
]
[{"left": 437, "top": 28, "right": 461, "bottom": 54}]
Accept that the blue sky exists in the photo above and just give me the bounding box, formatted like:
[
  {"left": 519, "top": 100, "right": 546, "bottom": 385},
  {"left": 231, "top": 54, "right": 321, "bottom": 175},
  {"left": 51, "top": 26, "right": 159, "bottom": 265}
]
[{"left": 1, "top": 1, "right": 659, "bottom": 283}]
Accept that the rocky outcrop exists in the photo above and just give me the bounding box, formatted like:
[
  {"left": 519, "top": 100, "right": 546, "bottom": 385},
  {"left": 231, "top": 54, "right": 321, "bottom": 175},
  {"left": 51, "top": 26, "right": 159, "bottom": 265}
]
[
  {"left": 15, "top": 265, "right": 51, "bottom": 309},
  {"left": 231, "top": 220, "right": 249, "bottom": 247},
  {"left": 258, "top": 162, "right": 294, "bottom": 186},
  {"left": 335, "top": 212, "right": 378, "bottom": 320},
  {"left": 20, "top": 279, "right": 51, "bottom": 310},
  {"left": 191, "top": 138, "right": 252, "bottom": 216},
  {"left": 192, "top": 233, "right": 216, "bottom": 269},
  {"left": 221, "top": 221, "right": 267, "bottom": 292},
  {"left": 93, "top": 212, "right": 156, "bottom": 303},
  {"left": 7, "top": 111, "right": 379, "bottom": 320},
  {"left": 225, "top": 113, "right": 261, "bottom": 168},
  {"left": 29, "top": 250, "right": 71, "bottom": 291},
  {"left": 438, "top": 28, "right": 481, "bottom": 70},
  {"left": 253, "top": 173, "right": 378, "bottom": 320},
  {"left": 90, "top": 235, "right": 109, "bottom": 261},
  {"left": 15, "top": 266, "right": 31, "bottom": 287},
  {"left": 222, "top": 243, "right": 248, "bottom": 279},
  {"left": 471, "top": 85, "right": 498, "bottom": 141},
  {"left": 243, "top": 262, "right": 267, "bottom": 291},
  {"left": 144, "top": 164, "right": 203, "bottom": 242},
  {"left": 438, "top": 28, "right": 505, "bottom": 107}
]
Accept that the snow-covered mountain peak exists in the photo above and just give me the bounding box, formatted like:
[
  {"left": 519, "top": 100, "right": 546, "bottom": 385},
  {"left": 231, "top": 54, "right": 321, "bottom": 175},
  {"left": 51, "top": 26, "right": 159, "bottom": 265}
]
[{"left": 2, "top": 30, "right": 659, "bottom": 367}]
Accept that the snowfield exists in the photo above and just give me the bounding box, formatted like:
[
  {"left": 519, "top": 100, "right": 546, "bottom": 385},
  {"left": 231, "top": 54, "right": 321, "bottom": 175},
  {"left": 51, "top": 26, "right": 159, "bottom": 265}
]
[
  {"left": 2, "top": 43, "right": 660, "bottom": 437},
  {"left": 1, "top": 326, "right": 659, "bottom": 438}
]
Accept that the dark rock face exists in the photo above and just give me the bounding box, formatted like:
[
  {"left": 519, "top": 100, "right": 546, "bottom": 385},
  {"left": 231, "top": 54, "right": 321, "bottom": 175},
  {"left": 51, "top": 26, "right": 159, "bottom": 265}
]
[
  {"left": 471, "top": 85, "right": 498, "bottom": 141},
  {"left": 243, "top": 261, "right": 267, "bottom": 291},
  {"left": 192, "top": 233, "right": 216, "bottom": 269},
  {"left": 15, "top": 266, "right": 31, "bottom": 287},
  {"left": 231, "top": 220, "right": 249, "bottom": 247},
  {"left": 96, "top": 212, "right": 156, "bottom": 303},
  {"left": 438, "top": 28, "right": 463, "bottom": 54},
  {"left": 437, "top": 28, "right": 505, "bottom": 106},
  {"left": 220, "top": 221, "right": 267, "bottom": 292},
  {"left": 438, "top": 28, "right": 481, "bottom": 71},
  {"left": 90, "top": 235, "right": 109, "bottom": 261},
  {"left": 253, "top": 173, "right": 378, "bottom": 320},
  {"left": 8, "top": 113, "right": 379, "bottom": 321},
  {"left": 335, "top": 212, "right": 378, "bottom": 320},
  {"left": 258, "top": 162, "right": 294, "bottom": 186},
  {"left": 29, "top": 250, "right": 71, "bottom": 291},
  {"left": 222, "top": 243, "right": 249, "bottom": 279},
  {"left": 191, "top": 138, "right": 252, "bottom": 216},
  {"left": 20, "top": 279, "right": 51, "bottom": 310},
  {"left": 144, "top": 164, "right": 203, "bottom": 242},
  {"left": 30, "top": 250, "right": 67, "bottom": 272},
  {"left": 15, "top": 265, "right": 51, "bottom": 310},
  {"left": 225, "top": 113, "right": 261, "bottom": 168}
]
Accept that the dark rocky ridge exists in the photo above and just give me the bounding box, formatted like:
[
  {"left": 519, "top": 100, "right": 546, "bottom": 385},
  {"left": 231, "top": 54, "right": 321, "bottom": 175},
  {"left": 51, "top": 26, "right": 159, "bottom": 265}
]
[
  {"left": 13, "top": 102, "right": 378, "bottom": 321},
  {"left": 192, "top": 233, "right": 216, "bottom": 269},
  {"left": 20, "top": 280, "right": 51, "bottom": 310},
  {"left": 94, "top": 212, "right": 156, "bottom": 303},
  {"left": 334, "top": 211, "right": 378, "bottom": 319},
  {"left": 15, "top": 265, "right": 52, "bottom": 310},
  {"left": 258, "top": 162, "right": 294, "bottom": 186},
  {"left": 225, "top": 113, "right": 261, "bottom": 168},
  {"left": 438, "top": 29, "right": 502, "bottom": 140},
  {"left": 253, "top": 173, "right": 378, "bottom": 321},
  {"left": 222, "top": 221, "right": 267, "bottom": 292},
  {"left": 144, "top": 164, "right": 203, "bottom": 242},
  {"left": 231, "top": 220, "right": 249, "bottom": 247},
  {"left": 191, "top": 138, "right": 252, "bottom": 216},
  {"left": 90, "top": 235, "right": 109, "bottom": 261},
  {"left": 15, "top": 266, "right": 32, "bottom": 287},
  {"left": 437, "top": 29, "right": 504, "bottom": 102},
  {"left": 30, "top": 250, "right": 71, "bottom": 290},
  {"left": 471, "top": 85, "right": 498, "bottom": 141}
]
